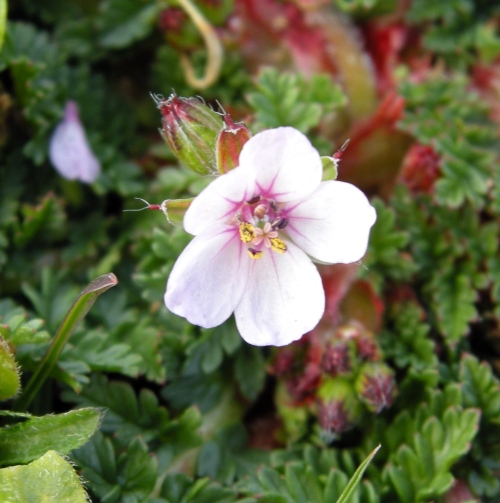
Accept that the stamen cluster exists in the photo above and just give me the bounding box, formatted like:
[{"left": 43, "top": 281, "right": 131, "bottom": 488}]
[{"left": 237, "top": 196, "right": 288, "bottom": 259}]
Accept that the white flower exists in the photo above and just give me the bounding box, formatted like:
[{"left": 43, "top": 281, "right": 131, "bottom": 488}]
[
  {"left": 49, "top": 101, "right": 101, "bottom": 183},
  {"left": 165, "top": 127, "right": 377, "bottom": 346}
]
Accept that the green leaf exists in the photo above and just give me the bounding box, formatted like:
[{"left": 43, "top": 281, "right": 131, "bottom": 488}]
[
  {"left": 365, "top": 199, "right": 416, "bottom": 282},
  {"left": 99, "top": 0, "right": 162, "bottom": 49},
  {"left": 460, "top": 353, "right": 500, "bottom": 423},
  {"left": 0, "top": 0, "right": 6, "bottom": 52},
  {"left": 382, "top": 386, "right": 480, "bottom": 501},
  {"left": 336, "top": 445, "right": 380, "bottom": 503},
  {"left": 0, "top": 408, "right": 101, "bottom": 467},
  {"left": 0, "top": 451, "right": 88, "bottom": 503},
  {"left": 64, "top": 374, "right": 202, "bottom": 455},
  {"left": 247, "top": 68, "right": 345, "bottom": 135},
  {"left": 234, "top": 344, "right": 266, "bottom": 401},
  {"left": 432, "top": 271, "right": 477, "bottom": 344},
  {"left": 14, "top": 273, "right": 118, "bottom": 412},
  {"left": 73, "top": 433, "right": 158, "bottom": 502}
]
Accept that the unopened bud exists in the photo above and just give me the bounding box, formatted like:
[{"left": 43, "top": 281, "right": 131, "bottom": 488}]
[
  {"left": 155, "top": 94, "right": 223, "bottom": 175},
  {"left": 317, "top": 378, "right": 362, "bottom": 434},
  {"left": 355, "top": 363, "right": 396, "bottom": 413},
  {"left": 321, "top": 342, "right": 353, "bottom": 376},
  {"left": 216, "top": 114, "right": 251, "bottom": 174}
]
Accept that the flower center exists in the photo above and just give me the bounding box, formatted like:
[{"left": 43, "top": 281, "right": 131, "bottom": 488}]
[{"left": 236, "top": 196, "right": 288, "bottom": 260}]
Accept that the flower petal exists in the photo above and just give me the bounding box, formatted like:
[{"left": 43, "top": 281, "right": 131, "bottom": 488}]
[
  {"left": 184, "top": 166, "right": 255, "bottom": 236},
  {"left": 283, "top": 181, "right": 377, "bottom": 264},
  {"left": 49, "top": 101, "right": 101, "bottom": 183},
  {"left": 239, "top": 127, "right": 322, "bottom": 202},
  {"left": 234, "top": 242, "right": 324, "bottom": 346},
  {"left": 165, "top": 224, "right": 250, "bottom": 328}
]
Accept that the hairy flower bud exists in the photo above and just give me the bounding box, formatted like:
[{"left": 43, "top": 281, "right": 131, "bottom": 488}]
[
  {"left": 317, "top": 378, "right": 362, "bottom": 435},
  {"left": 321, "top": 342, "right": 352, "bottom": 376},
  {"left": 355, "top": 362, "right": 396, "bottom": 413},
  {"left": 155, "top": 94, "right": 223, "bottom": 175},
  {"left": 216, "top": 114, "right": 251, "bottom": 174}
]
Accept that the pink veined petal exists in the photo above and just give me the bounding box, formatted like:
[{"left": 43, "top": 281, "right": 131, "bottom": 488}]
[
  {"left": 234, "top": 241, "right": 325, "bottom": 346},
  {"left": 283, "top": 180, "right": 377, "bottom": 264},
  {"left": 165, "top": 224, "right": 250, "bottom": 328},
  {"left": 184, "top": 166, "right": 256, "bottom": 236},
  {"left": 49, "top": 102, "right": 101, "bottom": 183},
  {"left": 238, "top": 127, "right": 322, "bottom": 202}
]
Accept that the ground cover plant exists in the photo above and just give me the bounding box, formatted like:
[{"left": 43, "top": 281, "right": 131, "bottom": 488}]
[{"left": 1, "top": 0, "right": 500, "bottom": 501}]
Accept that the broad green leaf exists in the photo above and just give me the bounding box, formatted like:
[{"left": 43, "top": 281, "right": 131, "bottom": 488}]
[
  {"left": 0, "top": 450, "right": 87, "bottom": 503},
  {"left": 0, "top": 408, "right": 101, "bottom": 467}
]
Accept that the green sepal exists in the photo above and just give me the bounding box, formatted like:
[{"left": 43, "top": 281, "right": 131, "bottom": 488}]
[
  {"left": 0, "top": 336, "right": 20, "bottom": 401},
  {"left": 216, "top": 117, "right": 251, "bottom": 174},
  {"left": 321, "top": 156, "right": 339, "bottom": 181},
  {"left": 0, "top": 450, "right": 88, "bottom": 503},
  {"left": 161, "top": 198, "right": 194, "bottom": 226}
]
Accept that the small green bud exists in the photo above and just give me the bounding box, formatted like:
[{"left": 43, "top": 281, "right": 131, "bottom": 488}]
[
  {"left": 355, "top": 362, "right": 396, "bottom": 413},
  {"left": 316, "top": 377, "right": 362, "bottom": 434},
  {"left": 216, "top": 114, "right": 251, "bottom": 174},
  {"left": 156, "top": 94, "right": 223, "bottom": 175}
]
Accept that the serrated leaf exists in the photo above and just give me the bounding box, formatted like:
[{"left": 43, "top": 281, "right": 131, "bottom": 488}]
[
  {"left": 0, "top": 408, "right": 101, "bottom": 467},
  {"left": 0, "top": 450, "right": 88, "bottom": 503},
  {"left": 433, "top": 272, "right": 477, "bottom": 344},
  {"left": 247, "top": 68, "right": 345, "bottom": 135},
  {"left": 460, "top": 353, "right": 500, "bottom": 422},
  {"left": 73, "top": 432, "right": 158, "bottom": 502}
]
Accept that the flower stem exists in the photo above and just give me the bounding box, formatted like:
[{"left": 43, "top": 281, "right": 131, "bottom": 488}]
[{"left": 176, "top": 0, "right": 223, "bottom": 89}]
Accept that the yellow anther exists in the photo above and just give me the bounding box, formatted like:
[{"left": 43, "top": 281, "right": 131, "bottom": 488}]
[
  {"left": 247, "top": 248, "right": 264, "bottom": 259},
  {"left": 270, "top": 238, "right": 287, "bottom": 254},
  {"left": 239, "top": 222, "right": 256, "bottom": 243}
]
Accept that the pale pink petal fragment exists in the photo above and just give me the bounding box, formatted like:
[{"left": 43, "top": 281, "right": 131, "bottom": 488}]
[
  {"left": 234, "top": 242, "right": 325, "bottom": 346},
  {"left": 49, "top": 101, "right": 101, "bottom": 183},
  {"left": 184, "top": 166, "right": 256, "bottom": 236},
  {"left": 284, "top": 181, "right": 377, "bottom": 264},
  {"left": 165, "top": 224, "right": 250, "bottom": 328},
  {"left": 283, "top": 181, "right": 377, "bottom": 264},
  {"left": 238, "top": 127, "right": 322, "bottom": 202}
]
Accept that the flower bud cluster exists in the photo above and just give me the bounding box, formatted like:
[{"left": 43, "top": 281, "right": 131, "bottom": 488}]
[{"left": 271, "top": 322, "right": 396, "bottom": 442}]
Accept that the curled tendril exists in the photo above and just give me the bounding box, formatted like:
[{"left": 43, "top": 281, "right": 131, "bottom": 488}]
[{"left": 175, "top": 0, "right": 223, "bottom": 90}]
